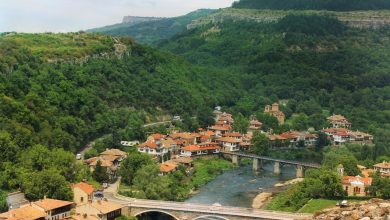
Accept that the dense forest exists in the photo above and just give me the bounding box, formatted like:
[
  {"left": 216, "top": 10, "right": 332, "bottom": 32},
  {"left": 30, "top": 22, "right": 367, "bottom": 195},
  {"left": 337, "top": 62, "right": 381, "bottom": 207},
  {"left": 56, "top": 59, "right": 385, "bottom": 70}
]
[
  {"left": 232, "top": 0, "right": 390, "bottom": 11},
  {"left": 160, "top": 14, "right": 390, "bottom": 157},
  {"left": 88, "top": 9, "right": 215, "bottom": 45}
]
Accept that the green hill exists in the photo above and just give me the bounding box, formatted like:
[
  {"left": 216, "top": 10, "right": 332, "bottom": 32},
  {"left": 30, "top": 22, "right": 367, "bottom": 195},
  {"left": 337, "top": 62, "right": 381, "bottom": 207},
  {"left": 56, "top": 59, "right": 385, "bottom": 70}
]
[
  {"left": 87, "top": 9, "right": 216, "bottom": 45},
  {"left": 160, "top": 13, "right": 390, "bottom": 146}
]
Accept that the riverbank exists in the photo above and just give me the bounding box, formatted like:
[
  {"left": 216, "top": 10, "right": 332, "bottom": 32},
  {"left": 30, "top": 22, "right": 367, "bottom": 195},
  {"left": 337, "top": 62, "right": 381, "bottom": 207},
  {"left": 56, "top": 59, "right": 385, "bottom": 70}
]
[{"left": 252, "top": 178, "right": 303, "bottom": 209}]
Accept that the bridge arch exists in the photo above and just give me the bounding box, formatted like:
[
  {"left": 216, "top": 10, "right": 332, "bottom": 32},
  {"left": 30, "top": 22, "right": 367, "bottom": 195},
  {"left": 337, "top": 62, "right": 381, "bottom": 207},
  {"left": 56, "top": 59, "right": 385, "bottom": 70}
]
[
  {"left": 193, "top": 215, "right": 230, "bottom": 220},
  {"left": 134, "top": 209, "right": 179, "bottom": 220}
]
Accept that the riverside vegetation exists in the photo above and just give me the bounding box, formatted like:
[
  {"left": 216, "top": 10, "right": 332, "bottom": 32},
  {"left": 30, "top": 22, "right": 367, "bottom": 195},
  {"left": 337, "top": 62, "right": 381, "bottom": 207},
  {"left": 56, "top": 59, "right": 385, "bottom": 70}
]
[{"left": 1, "top": 0, "right": 390, "bottom": 213}]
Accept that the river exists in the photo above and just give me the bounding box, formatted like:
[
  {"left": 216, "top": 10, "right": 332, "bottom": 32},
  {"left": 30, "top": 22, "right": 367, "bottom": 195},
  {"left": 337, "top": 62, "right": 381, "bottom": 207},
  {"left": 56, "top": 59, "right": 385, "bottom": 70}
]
[{"left": 185, "top": 162, "right": 296, "bottom": 207}]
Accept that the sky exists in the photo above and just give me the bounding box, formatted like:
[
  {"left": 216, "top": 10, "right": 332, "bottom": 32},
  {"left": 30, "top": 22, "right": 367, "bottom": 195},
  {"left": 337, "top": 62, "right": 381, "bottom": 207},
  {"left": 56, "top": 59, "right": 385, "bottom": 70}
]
[{"left": 0, "top": 0, "right": 236, "bottom": 33}]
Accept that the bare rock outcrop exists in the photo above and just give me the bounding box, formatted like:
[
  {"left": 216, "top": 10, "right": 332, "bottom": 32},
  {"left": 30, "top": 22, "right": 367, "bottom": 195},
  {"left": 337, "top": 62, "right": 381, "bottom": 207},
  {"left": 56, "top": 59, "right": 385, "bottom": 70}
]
[{"left": 314, "top": 199, "right": 390, "bottom": 220}]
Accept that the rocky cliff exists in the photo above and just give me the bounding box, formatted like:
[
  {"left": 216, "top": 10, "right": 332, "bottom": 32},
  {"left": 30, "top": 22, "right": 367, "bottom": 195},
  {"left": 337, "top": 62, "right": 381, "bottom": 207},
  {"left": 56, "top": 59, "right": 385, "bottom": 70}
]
[
  {"left": 187, "top": 8, "right": 390, "bottom": 29},
  {"left": 122, "top": 16, "right": 164, "bottom": 25}
]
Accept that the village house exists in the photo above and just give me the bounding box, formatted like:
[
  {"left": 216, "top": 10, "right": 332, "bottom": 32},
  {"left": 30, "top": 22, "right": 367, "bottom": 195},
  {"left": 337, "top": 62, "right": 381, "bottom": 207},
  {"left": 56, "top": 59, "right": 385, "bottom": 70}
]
[
  {"left": 84, "top": 157, "right": 118, "bottom": 181},
  {"left": 216, "top": 137, "right": 241, "bottom": 152},
  {"left": 268, "top": 134, "right": 288, "bottom": 148},
  {"left": 147, "top": 133, "right": 167, "bottom": 144},
  {"left": 264, "top": 103, "right": 285, "bottom": 124},
  {"left": 180, "top": 143, "right": 220, "bottom": 157},
  {"left": 72, "top": 182, "right": 94, "bottom": 206},
  {"left": 374, "top": 161, "right": 390, "bottom": 177},
  {"left": 327, "top": 114, "right": 352, "bottom": 128},
  {"left": 342, "top": 176, "right": 372, "bottom": 197},
  {"left": 248, "top": 119, "right": 262, "bottom": 134},
  {"left": 279, "top": 131, "right": 318, "bottom": 148},
  {"left": 100, "top": 148, "right": 127, "bottom": 162},
  {"left": 160, "top": 138, "right": 178, "bottom": 153},
  {"left": 169, "top": 132, "right": 197, "bottom": 146},
  {"left": 31, "top": 198, "right": 74, "bottom": 220},
  {"left": 240, "top": 134, "right": 253, "bottom": 150},
  {"left": 160, "top": 162, "right": 178, "bottom": 175},
  {"left": 322, "top": 128, "right": 374, "bottom": 146},
  {"left": 208, "top": 125, "right": 231, "bottom": 138},
  {"left": 217, "top": 112, "right": 234, "bottom": 125},
  {"left": 137, "top": 140, "right": 170, "bottom": 156},
  {"left": 74, "top": 200, "right": 123, "bottom": 220},
  {"left": 171, "top": 156, "right": 193, "bottom": 167}
]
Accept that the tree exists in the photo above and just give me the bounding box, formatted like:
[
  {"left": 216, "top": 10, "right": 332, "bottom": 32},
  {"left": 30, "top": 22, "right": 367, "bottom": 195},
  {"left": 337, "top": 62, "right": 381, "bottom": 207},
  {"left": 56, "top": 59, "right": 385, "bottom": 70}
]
[
  {"left": 369, "top": 174, "right": 390, "bottom": 198},
  {"left": 255, "top": 113, "right": 279, "bottom": 132},
  {"left": 0, "top": 131, "right": 19, "bottom": 163},
  {"left": 232, "top": 113, "right": 249, "bottom": 133},
  {"left": 323, "top": 147, "right": 360, "bottom": 176},
  {"left": 22, "top": 169, "right": 72, "bottom": 201},
  {"left": 252, "top": 132, "right": 269, "bottom": 155},
  {"left": 0, "top": 190, "right": 8, "bottom": 212},
  {"left": 92, "top": 160, "right": 109, "bottom": 183},
  {"left": 119, "top": 152, "right": 153, "bottom": 185}
]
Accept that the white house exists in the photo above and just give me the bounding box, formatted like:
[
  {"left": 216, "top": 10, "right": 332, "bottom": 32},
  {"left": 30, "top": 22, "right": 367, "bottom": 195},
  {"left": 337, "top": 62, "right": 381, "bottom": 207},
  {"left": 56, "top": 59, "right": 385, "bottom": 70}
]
[{"left": 216, "top": 137, "right": 240, "bottom": 152}]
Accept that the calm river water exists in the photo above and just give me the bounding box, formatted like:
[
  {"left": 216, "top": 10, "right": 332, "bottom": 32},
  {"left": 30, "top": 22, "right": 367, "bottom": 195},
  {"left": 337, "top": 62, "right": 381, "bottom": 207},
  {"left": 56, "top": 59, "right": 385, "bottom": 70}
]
[{"left": 185, "top": 162, "right": 296, "bottom": 207}]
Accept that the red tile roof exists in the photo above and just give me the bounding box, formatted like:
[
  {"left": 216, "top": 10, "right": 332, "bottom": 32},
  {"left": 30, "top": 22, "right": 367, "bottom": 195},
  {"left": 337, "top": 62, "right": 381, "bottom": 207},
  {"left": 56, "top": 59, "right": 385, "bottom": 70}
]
[
  {"left": 223, "top": 132, "right": 242, "bottom": 137},
  {"left": 73, "top": 182, "right": 94, "bottom": 195},
  {"left": 150, "top": 133, "right": 167, "bottom": 140},
  {"left": 182, "top": 145, "right": 219, "bottom": 152},
  {"left": 342, "top": 176, "right": 372, "bottom": 185},
  {"left": 138, "top": 141, "right": 158, "bottom": 149},
  {"left": 374, "top": 161, "right": 390, "bottom": 169},
  {"left": 33, "top": 199, "right": 73, "bottom": 211},
  {"left": 160, "top": 162, "right": 177, "bottom": 173}
]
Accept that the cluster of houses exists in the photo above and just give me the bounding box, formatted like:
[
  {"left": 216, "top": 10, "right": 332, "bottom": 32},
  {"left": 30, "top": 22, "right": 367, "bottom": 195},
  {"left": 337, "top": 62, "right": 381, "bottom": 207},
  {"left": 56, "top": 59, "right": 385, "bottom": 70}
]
[
  {"left": 84, "top": 148, "right": 128, "bottom": 182},
  {"left": 135, "top": 111, "right": 256, "bottom": 160},
  {"left": 338, "top": 161, "right": 390, "bottom": 197},
  {"left": 1, "top": 182, "right": 123, "bottom": 220}
]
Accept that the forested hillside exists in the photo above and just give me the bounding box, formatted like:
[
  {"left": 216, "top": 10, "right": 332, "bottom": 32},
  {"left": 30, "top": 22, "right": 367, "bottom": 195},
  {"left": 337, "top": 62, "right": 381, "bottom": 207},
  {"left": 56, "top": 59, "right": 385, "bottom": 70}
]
[
  {"left": 88, "top": 9, "right": 215, "bottom": 45},
  {"left": 233, "top": 0, "right": 390, "bottom": 11},
  {"left": 160, "top": 14, "right": 390, "bottom": 156}
]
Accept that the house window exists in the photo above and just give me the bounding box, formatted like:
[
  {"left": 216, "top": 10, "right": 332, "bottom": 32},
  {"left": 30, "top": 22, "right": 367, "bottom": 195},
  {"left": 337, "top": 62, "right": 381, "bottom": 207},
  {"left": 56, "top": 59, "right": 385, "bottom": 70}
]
[{"left": 81, "top": 197, "right": 84, "bottom": 202}]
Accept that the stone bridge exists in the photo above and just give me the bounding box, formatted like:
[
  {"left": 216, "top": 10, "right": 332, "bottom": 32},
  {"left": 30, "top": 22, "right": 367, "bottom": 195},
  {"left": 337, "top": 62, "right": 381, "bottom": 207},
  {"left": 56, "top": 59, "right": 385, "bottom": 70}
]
[
  {"left": 221, "top": 152, "right": 321, "bottom": 178},
  {"left": 112, "top": 195, "right": 311, "bottom": 220}
]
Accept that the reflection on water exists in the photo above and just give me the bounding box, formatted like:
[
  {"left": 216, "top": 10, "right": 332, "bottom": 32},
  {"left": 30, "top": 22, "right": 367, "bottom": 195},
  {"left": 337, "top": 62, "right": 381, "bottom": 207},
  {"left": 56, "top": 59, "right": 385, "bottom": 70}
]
[{"left": 185, "top": 162, "right": 296, "bottom": 207}]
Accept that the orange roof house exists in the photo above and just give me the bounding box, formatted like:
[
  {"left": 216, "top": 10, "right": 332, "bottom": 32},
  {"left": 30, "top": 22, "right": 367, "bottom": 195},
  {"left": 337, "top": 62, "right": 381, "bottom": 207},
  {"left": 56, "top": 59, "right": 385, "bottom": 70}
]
[
  {"left": 160, "top": 162, "right": 177, "bottom": 173},
  {"left": 342, "top": 176, "right": 372, "bottom": 196},
  {"left": 0, "top": 205, "right": 47, "bottom": 220},
  {"left": 72, "top": 182, "right": 94, "bottom": 205},
  {"left": 327, "top": 114, "right": 351, "bottom": 128},
  {"left": 100, "top": 148, "right": 127, "bottom": 157},
  {"left": 138, "top": 141, "right": 158, "bottom": 149}
]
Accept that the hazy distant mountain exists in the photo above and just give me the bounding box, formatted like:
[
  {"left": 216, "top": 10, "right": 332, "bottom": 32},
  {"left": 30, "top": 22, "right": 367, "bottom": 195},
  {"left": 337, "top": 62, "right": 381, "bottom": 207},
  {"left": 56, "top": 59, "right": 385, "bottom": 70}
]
[
  {"left": 87, "top": 9, "right": 216, "bottom": 45},
  {"left": 122, "top": 16, "right": 164, "bottom": 24}
]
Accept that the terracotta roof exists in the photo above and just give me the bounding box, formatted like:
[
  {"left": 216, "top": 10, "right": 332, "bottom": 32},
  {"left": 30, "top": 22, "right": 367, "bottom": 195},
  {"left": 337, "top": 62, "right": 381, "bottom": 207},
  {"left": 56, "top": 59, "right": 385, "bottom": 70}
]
[
  {"left": 216, "top": 137, "right": 241, "bottom": 143},
  {"left": 149, "top": 133, "right": 167, "bottom": 140},
  {"left": 174, "top": 139, "right": 186, "bottom": 145},
  {"left": 200, "top": 135, "right": 211, "bottom": 141},
  {"left": 160, "top": 162, "right": 177, "bottom": 173},
  {"left": 33, "top": 199, "right": 73, "bottom": 211},
  {"left": 342, "top": 176, "right": 372, "bottom": 185},
  {"left": 89, "top": 200, "right": 123, "bottom": 214},
  {"left": 0, "top": 205, "right": 47, "bottom": 220},
  {"left": 100, "top": 148, "right": 127, "bottom": 157},
  {"left": 374, "top": 161, "right": 390, "bottom": 169},
  {"left": 182, "top": 145, "right": 219, "bottom": 152},
  {"left": 138, "top": 141, "right": 158, "bottom": 149},
  {"left": 334, "top": 132, "right": 350, "bottom": 137},
  {"left": 100, "top": 155, "right": 120, "bottom": 162},
  {"left": 85, "top": 157, "right": 113, "bottom": 167},
  {"left": 160, "top": 139, "right": 176, "bottom": 148},
  {"left": 268, "top": 135, "right": 287, "bottom": 141},
  {"left": 209, "top": 125, "right": 231, "bottom": 131},
  {"left": 327, "top": 114, "right": 350, "bottom": 123},
  {"left": 169, "top": 133, "right": 196, "bottom": 140},
  {"left": 223, "top": 132, "right": 242, "bottom": 138},
  {"left": 203, "top": 130, "right": 215, "bottom": 136},
  {"left": 72, "top": 182, "right": 94, "bottom": 195}
]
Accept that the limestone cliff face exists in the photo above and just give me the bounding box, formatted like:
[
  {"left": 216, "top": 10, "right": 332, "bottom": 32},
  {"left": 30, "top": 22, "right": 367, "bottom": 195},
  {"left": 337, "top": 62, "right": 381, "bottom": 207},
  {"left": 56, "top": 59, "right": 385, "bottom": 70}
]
[
  {"left": 188, "top": 8, "right": 390, "bottom": 30},
  {"left": 122, "top": 16, "right": 164, "bottom": 25}
]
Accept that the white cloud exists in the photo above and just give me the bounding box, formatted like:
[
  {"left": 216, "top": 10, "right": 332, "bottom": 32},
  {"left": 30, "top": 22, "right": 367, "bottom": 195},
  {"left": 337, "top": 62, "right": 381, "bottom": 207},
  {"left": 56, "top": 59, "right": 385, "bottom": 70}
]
[{"left": 0, "top": 0, "right": 235, "bottom": 32}]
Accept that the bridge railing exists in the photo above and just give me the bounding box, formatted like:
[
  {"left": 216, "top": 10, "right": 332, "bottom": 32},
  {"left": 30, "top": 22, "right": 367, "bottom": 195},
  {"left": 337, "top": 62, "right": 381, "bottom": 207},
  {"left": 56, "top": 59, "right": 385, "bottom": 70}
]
[{"left": 221, "top": 151, "right": 321, "bottom": 168}]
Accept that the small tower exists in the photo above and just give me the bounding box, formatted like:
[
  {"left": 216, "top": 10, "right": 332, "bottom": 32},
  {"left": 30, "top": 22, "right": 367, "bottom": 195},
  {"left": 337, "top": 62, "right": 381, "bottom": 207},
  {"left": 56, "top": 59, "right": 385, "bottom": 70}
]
[{"left": 337, "top": 164, "right": 344, "bottom": 177}]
